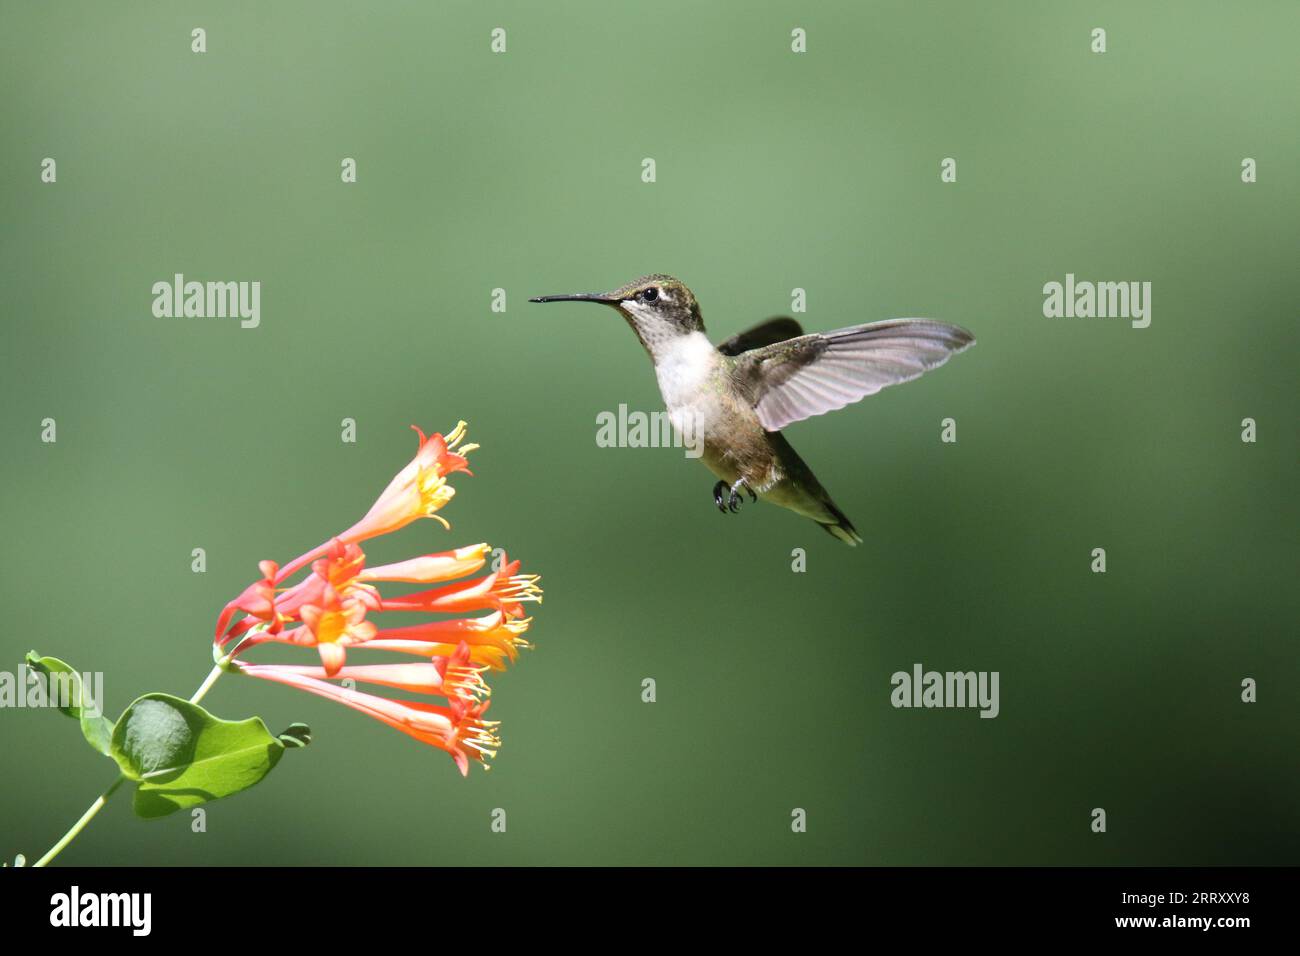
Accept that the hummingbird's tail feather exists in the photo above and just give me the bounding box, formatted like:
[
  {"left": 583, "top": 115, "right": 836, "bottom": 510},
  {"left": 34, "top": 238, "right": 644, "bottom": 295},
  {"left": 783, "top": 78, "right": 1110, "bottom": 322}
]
[
  {"left": 817, "top": 499, "right": 862, "bottom": 547},
  {"left": 761, "top": 431, "right": 863, "bottom": 546}
]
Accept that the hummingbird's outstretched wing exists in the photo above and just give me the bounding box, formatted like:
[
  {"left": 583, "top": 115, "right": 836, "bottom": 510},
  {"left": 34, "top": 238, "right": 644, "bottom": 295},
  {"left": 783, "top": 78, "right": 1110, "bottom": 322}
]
[
  {"left": 716, "top": 317, "right": 805, "bottom": 356},
  {"left": 732, "top": 319, "right": 975, "bottom": 432}
]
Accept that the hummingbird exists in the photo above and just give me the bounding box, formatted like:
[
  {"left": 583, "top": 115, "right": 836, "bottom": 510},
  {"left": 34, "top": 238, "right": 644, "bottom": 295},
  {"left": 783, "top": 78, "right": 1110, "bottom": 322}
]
[{"left": 530, "top": 275, "right": 974, "bottom": 545}]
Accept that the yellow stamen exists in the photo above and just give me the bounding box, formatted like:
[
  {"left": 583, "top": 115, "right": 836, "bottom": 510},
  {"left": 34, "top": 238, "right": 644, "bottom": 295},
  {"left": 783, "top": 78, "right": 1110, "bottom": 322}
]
[
  {"left": 504, "top": 575, "right": 544, "bottom": 603},
  {"left": 444, "top": 421, "right": 468, "bottom": 448},
  {"left": 446, "top": 664, "right": 492, "bottom": 702}
]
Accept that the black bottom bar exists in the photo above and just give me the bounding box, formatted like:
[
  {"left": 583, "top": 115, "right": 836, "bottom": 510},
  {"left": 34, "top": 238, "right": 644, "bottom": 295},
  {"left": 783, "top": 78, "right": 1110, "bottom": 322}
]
[{"left": 2, "top": 866, "right": 1287, "bottom": 938}]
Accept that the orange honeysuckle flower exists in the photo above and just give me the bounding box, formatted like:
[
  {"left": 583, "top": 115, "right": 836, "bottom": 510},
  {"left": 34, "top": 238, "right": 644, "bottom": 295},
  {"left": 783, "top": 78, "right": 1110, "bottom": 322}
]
[
  {"left": 298, "top": 585, "right": 378, "bottom": 676},
  {"left": 358, "top": 543, "right": 490, "bottom": 584},
  {"left": 239, "top": 642, "right": 491, "bottom": 704},
  {"left": 377, "top": 554, "right": 541, "bottom": 619},
  {"left": 237, "top": 610, "right": 535, "bottom": 673},
  {"left": 311, "top": 540, "right": 369, "bottom": 590},
  {"left": 362, "top": 612, "right": 534, "bottom": 671},
  {"left": 267, "top": 422, "right": 477, "bottom": 587},
  {"left": 212, "top": 422, "right": 537, "bottom": 774},
  {"left": 213, "top": 559, "right": 280, "bottom": 640},
  {"left": 235, "top": 660, "right": 500, "bottom": 775},
  {"left": 275, "top": 540, "right": 380, "bottom": 621},
  {"left": 338, "top": 422, "right": 476, "bottom": 544}
]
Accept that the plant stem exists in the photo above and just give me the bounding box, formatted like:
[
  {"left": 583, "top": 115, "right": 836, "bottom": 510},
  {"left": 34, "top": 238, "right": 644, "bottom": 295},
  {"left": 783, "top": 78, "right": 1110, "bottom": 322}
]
[
  {"left": 31, "top": 663, "right": 228, "bottom": 868},
  {"left": 190, "top": 663, "right": 225, "bottom": 705},
  {"left": 32, "top": 777, "right": 125, "bottom": 867}
]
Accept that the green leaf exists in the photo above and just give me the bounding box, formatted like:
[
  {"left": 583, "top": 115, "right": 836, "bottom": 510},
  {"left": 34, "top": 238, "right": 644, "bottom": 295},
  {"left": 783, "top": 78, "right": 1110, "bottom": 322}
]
[
  {"left": 110, "top": 693, "right": 293, "bottom": 819},
  {"left": 24, "top": 651, "right": 115, "bottom": 756}
]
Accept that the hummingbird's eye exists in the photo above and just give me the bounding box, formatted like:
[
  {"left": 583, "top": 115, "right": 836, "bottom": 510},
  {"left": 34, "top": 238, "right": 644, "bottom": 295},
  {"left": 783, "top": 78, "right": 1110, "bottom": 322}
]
[{"left": 642, "top": 287, "right": 659, "bottom": 302}]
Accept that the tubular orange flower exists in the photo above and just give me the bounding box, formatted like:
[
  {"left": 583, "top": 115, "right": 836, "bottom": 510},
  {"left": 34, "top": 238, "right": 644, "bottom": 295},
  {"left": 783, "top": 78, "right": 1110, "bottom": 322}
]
[
  {"left": 267, "top": 422, "right": 478, "bottom": 587},
  {"left": 213, "top": 422, "right": 538, "bottom": 774},
  {"left": 273, "top": 540, "right": 380, "bottom": 622},
  {"left": 377, "top": 553, "right": 542, "bottom": 619},
  {"left": 362, "top": 612, "right": 534, "bottom": 670},
  {"left": 235, "top": 661, "right": 500, "bottom": 775},
  {"left": 298, "top": 584, "right": 378, "bottom": 676},
  {"left": 239, "top": 643, "right": 490, "bottom": 705},
  {"left": 339, "top": 422, "right": 476, "bottom": 543},
  {"left": 358, "top": 543, "right": 490, "bottom": 584},
  {"left": 213, "top": 559, "right": 280, "bottom": 640}
]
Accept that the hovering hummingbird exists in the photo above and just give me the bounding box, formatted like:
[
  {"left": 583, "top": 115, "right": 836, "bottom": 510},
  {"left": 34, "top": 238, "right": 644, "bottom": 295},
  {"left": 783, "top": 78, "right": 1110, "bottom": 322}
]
[{"left": 530, "top": 275, "right": 974, "bottom": 545}]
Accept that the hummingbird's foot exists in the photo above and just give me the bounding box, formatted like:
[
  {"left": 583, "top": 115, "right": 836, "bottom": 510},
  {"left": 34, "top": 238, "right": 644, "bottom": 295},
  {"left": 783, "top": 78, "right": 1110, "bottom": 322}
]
[
  {"left": 714, "top": 479, "right": 757, "bottom": 513},
  {"left": 726, "top": 479, "right": 755, "bottom": 513}
]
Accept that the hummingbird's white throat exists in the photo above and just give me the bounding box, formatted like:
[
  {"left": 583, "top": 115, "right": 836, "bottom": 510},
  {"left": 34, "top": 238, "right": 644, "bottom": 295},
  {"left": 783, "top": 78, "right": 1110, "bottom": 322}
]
[
  {"left": 652, "top": 332, "right": 721, "bottom": 438},
  {"left": 619, "top": 297, "right": 684, "bottom": 353}
]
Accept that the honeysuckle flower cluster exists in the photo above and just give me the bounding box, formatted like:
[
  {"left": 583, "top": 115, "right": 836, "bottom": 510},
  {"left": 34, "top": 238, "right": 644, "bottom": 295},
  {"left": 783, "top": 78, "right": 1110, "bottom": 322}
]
[{"left": 213, "top": 422, "right": 541, "bottom": 775}]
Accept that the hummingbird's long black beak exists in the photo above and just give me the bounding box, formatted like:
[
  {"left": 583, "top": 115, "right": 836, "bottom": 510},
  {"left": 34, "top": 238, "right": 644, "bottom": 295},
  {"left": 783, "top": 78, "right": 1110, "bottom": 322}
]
[{"left": 528, "top": 292, "right": 617, "bottom": 304}]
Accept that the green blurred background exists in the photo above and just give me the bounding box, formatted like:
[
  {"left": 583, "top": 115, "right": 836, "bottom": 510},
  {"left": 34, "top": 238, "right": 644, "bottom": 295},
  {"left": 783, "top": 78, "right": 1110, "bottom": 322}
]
[{"left": 1, "top": 1, "right": 1296, "bottom": 866}]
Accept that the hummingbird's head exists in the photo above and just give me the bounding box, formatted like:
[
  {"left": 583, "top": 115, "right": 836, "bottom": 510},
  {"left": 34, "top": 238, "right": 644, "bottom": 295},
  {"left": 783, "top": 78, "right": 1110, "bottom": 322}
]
[{"left": 530, "top": 274, "right": 704, "bottom": 355}]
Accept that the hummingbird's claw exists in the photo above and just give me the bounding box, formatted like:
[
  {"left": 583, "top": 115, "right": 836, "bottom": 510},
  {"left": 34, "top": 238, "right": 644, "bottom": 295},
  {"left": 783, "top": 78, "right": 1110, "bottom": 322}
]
[
  {"left": 727, "top": 479, "right": 751, "bottom": 513},
  {"left": 715, "top": 479, "right": 754, "bottom": 514},
  {"left": 713, "top": 481, "right": 728, "bottom": 513}
]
